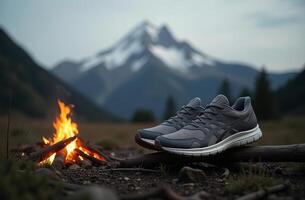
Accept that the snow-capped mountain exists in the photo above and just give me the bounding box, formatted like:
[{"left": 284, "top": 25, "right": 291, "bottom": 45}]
[
  {"left": 59, "top": 21, "right": 216, "bottom": 74},
  {"left": 52, "top": 21, "right": 295, "bottom": 119}
]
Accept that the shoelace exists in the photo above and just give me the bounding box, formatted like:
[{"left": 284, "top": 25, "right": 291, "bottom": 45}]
[
  {"left": 189, "top": 105, "right": 223, "bottom": 128},
  {"left": 164, "top": 106, "right": 197, "bottom": 126}
]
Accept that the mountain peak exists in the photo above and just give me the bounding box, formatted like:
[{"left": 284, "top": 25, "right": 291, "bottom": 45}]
[
  {"left": 79, "top": 21, "right": 216, "bottom": 72},
  {"left": 130, "top": 20, "right": 158, "bottom": 41},
  {"left": 157, "top": 25, "right": 176, "bottom": 47}
]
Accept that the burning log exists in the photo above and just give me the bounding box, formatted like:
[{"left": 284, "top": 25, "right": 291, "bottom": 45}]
[
  {"left": 77, "top": 137, "right": 112, "bottom": 162},
  {"left": 52, "top": 149, "right": 67, "bottom": 169},
  {"left": 117, "top": 143, "right": 305, "bottom": 168},
  {"left": 29, "top": 136, "right": 76, "bottom": 162},
  {"left": 74, "top": 149, "right": 107, "bottom": 166}
]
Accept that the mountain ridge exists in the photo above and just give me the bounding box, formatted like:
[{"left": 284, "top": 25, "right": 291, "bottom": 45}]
[{"left": 52, "top": 21, "right": 297, "bottom": 119}]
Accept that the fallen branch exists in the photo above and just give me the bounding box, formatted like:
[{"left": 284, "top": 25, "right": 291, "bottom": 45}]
[
  {"left": 236, "top": 181, "right": 289, "bottom": 200},
  {"left": 118, "top": 143, "right": 305, "bottom": 168},
  {"left": 74, "top": 149, "right": 107, "bottom": 166},
  {"left": 29, "top": 136, "right": 76, "bottom": 162}
]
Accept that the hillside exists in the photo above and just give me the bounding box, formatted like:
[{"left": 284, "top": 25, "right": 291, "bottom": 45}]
[{"left": 0, "top": 28, "right": 118, "bottom": 121}]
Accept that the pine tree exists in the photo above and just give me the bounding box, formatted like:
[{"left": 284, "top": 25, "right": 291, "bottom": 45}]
[
  {"left": 218, "top": 79, "right": 232, "bottom": 102},
  {"left": 239, "top": 87, "right": 252, "bottom": 97},
  {"left": 254, "top": 68, "right": 275, "bottom": 120},
  {"left": 163, "top": 96, "right": 177, "bottom": 120}
]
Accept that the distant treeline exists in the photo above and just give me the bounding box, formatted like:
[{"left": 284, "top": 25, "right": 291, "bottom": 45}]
[{"left": 132, "top": 67, "right": 305, "bottom": 122}]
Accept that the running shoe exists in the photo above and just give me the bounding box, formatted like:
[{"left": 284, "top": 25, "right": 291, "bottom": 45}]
[
  {"left": 155, "top": 95, "right": 262, "bottom": 156},
  {"left": 135, "top": 97, "right": 204, "bottom": 150}
]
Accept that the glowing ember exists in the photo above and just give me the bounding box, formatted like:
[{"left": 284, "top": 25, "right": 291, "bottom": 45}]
[{"left": 39, "top": 100, "right": 105, "bottom": 165}]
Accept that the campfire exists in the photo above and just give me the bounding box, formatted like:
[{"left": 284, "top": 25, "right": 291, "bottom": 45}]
[{"left": 28, "top": 100, "right": 109, "bottom": 168}]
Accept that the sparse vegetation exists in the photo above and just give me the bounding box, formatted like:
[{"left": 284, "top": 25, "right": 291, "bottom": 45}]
[
  {"left": 0, "top": 160, "right": 62, "bottom": 200},
  {"left": 225, "top": 165, "right": 283, "bottom": 194}
]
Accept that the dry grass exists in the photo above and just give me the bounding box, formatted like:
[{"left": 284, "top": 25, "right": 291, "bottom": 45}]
[{"left": 225, "top": 165, "right": 282, "bottom": 194}]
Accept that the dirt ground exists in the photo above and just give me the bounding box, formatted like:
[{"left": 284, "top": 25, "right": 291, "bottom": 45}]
[
  {"left": 2, "top": 115, "right": 305, "bottom": 199},
  {"left": 55, "top": 148, "right": 305, "bottom": 199}
]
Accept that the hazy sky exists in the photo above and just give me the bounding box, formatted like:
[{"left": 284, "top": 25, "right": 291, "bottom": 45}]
[{"left": 0, "top": 0, "right": 304, "bottom": 72}]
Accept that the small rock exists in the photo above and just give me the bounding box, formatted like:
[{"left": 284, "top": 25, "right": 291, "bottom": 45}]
[
  {"left": 69, "top": 164, "right": 81, "bottom": 170},
  {"left": 178, "top": 166, "right": 206, "bottom": 183},
  {"left": 172, "top": 178, "right": 178, "bottom": 184},
  {"left": 123, "top": 177, "right": 130, "bottom": 181}
]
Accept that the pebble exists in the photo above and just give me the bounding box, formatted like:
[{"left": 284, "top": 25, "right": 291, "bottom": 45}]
[
  {"left": 123, "top": 177, "right": 130, "bottom": 181},
  {"left": 83, "top": 180, "right": 91, "bottom": 185}
]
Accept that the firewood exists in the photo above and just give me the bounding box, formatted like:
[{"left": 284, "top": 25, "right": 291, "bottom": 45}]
[
  {"left": 52, "top": 149, "right": 67, "bottom": 169},
  {"left": 77, "top": 137, "right": 112, "bottom": 162},
  {"left": 117, "top": 143, "right": 305, "bottom": 168},
  {"left": 29, "top": 136, "right": 76, "bottom": 162},
  {"left": 236, "top": 181, "right": 289, "bottom": 200},
  {"left": 74, "top": 149, "right": 107, "bottom": 166}
]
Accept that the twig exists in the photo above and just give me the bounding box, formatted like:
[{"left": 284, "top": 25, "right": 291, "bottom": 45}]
[
  {"left": 100, "top": 168, "right": 159, "bottom": 173},
  {"left": 236, "top": 181, "right": 289, "bottom": 200}
]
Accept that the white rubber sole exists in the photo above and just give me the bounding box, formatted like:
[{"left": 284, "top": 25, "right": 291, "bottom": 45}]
[
  {"left": 141, "top": 138, "right": 155, "bottom": 145},
  {"left": 160, "top": 125, "right": 262, "bottom": 156}
]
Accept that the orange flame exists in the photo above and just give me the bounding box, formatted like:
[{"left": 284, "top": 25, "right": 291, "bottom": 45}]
[{"left": 40, "top": 100, "right": 104, "bottom": 165}]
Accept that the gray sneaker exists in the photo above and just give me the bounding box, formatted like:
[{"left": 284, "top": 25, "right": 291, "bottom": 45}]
[
  {"left": 135, "top": 97, "right": 204, "bottom": 150},
  {"left": 155, "top": 95, "right": 262, "bottom": 156}
]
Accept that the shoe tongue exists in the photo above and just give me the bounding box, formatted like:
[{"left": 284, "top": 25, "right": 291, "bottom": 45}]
[
  {"left": 210, "top": 95, "right": 229, "bottom": 107},
  {"left": 186, "top": 97, "right": 201, "bottom": 108}
]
